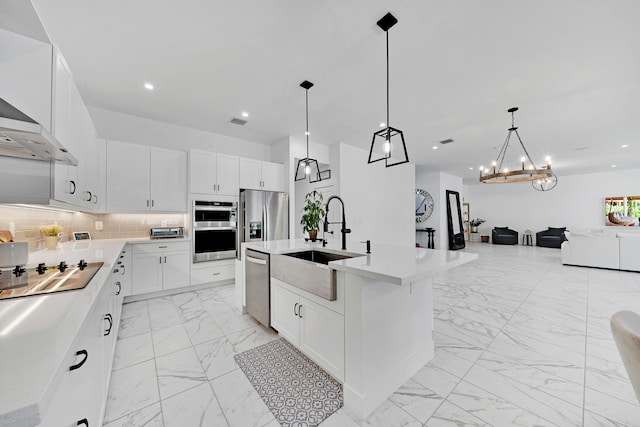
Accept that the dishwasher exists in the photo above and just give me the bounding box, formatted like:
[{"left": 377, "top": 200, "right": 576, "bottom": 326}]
[{"left": 245, "top": 249, "right": 270, "bottom": 327}]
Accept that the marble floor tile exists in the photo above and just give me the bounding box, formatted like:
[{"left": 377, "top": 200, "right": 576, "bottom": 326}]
[
  {"left": 104, "top": 360, "right": 160, "bottom": 423},
  {"left": 211, "top": 311, "right": 258, "bottom": 335},
  {"left": 447, "top": 381, "right": 557, "bottom": 427},
  {"left": 103, "top": 402, "right": 163, "bottom": 427},
  {"left": 161, "top": 382, "right": 227, "bottom": 427},
  {"left": 361, "top": 400, "right": 422, "bottom": 427},
  {"left": 118, "top": 313, "right": 152, "bottom": 340},
  {"left": 584, "top": 387, "right": 640, "bottom": 426},
  {"left": 194, "top": 336, "right": 238, "bottom": 380},
  {"left": 318, "top": 408, "right": 361, "bottom": 427},
  {"left": 411, "top": 364, "right": 461, "bottom": 398},
  {"left": 424, "top": 400, "right": 489, "bottom": 427},
  {"left": 585, "top": 354, "right": 638, "bottom": 406},
  {"left": 155, "top": 347, "right": 208, "bottom": 400},
  {"left": 389, "top": 378, "right": 444, "bottom": 423},
  {"left": 112, "top": 332, "right": 154, "bottom": 371},
  {"left": 183, "top": 314, "right": 225, "bottom": 346},
  {"left": 148, "top": 303, "right": 182, "bottom": 332},
  {"left": 210, "top": 369, "right": 276, "bottom": 427},
  {"left": 120, "top": 300, "right": 149, "bottom": 320},
  {"left": 226, "top": 325, "right": 278, "bottom": 354},
  {"left": 151, "top": 323, "right": 192, "bottom": 357}
]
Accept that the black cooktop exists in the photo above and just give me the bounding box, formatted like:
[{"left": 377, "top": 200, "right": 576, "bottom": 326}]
[{"left": 0, "top": 260, "right": 103, "bottom": 300}]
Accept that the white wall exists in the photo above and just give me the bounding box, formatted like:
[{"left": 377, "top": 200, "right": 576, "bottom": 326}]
[
  {"left": 336, "top": 143, "right": 415, "bottom": 249},
  {"left": 464, "top": 168, "right": 640, "bottom": 236},
  {"left": 415, "top": 170, "right": 464, "bottom": 249},
  {"left": 88, "top": 106, "right": 271, "bottom": 160}
]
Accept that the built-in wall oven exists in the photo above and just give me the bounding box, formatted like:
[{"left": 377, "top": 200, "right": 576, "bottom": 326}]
[{"left": 192, "top": 201, "right": 237, "bottom": 262}]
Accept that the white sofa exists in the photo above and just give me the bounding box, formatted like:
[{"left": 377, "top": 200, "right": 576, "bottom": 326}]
[{"left": 561, "top": 230, "right": 640, "bottom": 272}]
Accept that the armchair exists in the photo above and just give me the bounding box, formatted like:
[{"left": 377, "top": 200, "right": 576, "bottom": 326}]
[
  {"left": 492, "top": 227, "right": 518, "bottom": 245},
  {"left": 536, "top": 227, "right": 567, "bottom": 248}
]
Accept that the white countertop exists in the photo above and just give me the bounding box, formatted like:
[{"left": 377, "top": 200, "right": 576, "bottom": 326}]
[
  {"left": 0, "top": 238, "right": 138, "bottom": 427},
  {"left": 244, "top": 239, "right": 478, "bottom": 285}
]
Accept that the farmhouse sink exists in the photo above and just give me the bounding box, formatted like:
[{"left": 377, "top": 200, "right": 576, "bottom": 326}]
[{"left": 270, "top": 250, "right": 360, "bottom": 300}]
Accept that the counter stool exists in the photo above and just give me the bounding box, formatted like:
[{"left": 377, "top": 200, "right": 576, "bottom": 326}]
[{"left": 523, "top": 229, "right": 533, "bottom": 246}]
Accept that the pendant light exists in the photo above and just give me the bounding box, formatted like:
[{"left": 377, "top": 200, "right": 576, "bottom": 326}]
[
  {"left": 368, "top": 12, "right": 409, "bottom": 168},
  {"left": 479, "top": 107, "right": 553, "bottom": 184},
  {"left": 295, "top": 80, "right": 331, "bottom": 182}
]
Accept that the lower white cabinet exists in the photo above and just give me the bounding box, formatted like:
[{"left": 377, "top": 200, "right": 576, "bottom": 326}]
[
  {"left": 191, "top": 259, "right": 235, "bottom": 286},
  {"left": 41, "top": 270, "right": 122, "bottom": 427},
  {"left": 131, "top": 242, "right": 190, "bottom": 295},
  {"left": 271, "top": 281, "right": 344, "bottom": 381}
]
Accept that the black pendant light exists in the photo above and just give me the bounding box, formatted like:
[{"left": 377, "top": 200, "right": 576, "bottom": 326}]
[
  {"left": 295, "top": 80, "right": 330, "bottom": 182},
  {"left": 368, "top": 12, "right": 409, "bottom": 168}
]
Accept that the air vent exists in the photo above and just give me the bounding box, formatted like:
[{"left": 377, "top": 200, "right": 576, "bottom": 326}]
[
  {"left": 439, "top": 138, "right": 454, "bottom": 145},
  {"left": 230, "top": 117, "right": 247, "bottom": 126}
]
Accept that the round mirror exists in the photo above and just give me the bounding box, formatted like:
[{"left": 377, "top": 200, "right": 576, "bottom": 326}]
[{"left": 415, "top": 189, "right": 434, "bottom": 223}]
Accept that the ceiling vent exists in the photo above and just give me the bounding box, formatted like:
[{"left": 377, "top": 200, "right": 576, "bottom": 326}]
[
  {"left": 230, "top": 117, "right": 247, "bottom": 125},
  {"left": 439, "top": 138, "right": 454, "bottom": 145}
]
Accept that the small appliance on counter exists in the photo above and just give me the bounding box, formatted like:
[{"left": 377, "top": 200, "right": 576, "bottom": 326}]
[
  {"left": 150, "top": 227, "right": 185, "bottom": 239},
  {"left": 0, "top": 241, "right": 28, "bottom": 267}
]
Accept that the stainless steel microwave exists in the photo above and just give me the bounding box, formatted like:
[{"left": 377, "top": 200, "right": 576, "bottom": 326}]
[{"left": 192, "top": 201, "right": 237, "bottom": 262}]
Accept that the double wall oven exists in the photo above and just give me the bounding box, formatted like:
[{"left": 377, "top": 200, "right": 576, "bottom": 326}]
[{"left": 192, "top": 201, "right": 237, "bottom": 262}]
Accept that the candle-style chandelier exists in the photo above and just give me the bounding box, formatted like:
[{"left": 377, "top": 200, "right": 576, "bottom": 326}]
[{"left": 479, "top": 107, "right": 553, "bottom": 184}]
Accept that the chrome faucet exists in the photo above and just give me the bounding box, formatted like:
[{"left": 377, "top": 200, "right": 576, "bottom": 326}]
[{"left": 324, "top": 195, "right": 351, "bottom": 250}]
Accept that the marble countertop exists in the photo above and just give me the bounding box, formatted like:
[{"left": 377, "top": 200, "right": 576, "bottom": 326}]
[
  {"left": 243, "top": 239, "right": 478, "bottom": 285},
  {"left": 0, "top": 238, "right": 138, "bottom": 426}
]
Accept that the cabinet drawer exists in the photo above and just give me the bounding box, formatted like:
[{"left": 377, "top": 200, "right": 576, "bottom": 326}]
[
  {"left": 191, "top": 264, "right": 235, "bottom": 285},
  {"left": 132, "top": 241, "right": 190, "bottom": 254}
]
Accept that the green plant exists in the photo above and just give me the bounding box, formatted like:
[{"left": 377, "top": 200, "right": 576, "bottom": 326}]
[
  {"left": 470, "top": 218, "right": 485, "bottom": 227},
  {"left": 40, "top": 224, "right": 63, "bottom": 236},
  {"left": 300, "top": 191, "right": 325, "bottom": 233}
]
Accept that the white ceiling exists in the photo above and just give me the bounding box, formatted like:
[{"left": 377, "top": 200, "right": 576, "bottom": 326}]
[{"left": 32, "top": 0, "right": 640, "bottom": 184}]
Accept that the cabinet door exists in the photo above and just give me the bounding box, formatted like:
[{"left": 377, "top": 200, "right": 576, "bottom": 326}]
[
  {"left": 106, "top": 140, "right": 150, "bottom": 211},
  {"left": 261, "top": 162, "right": 283, "bottom": 192},
  {"left": 162, "top": 250, "right": 190, "bottom": 290},
  {"left": 216, "top": 153, "right": 240, "bottom": 195},
  {"left": 270, "top": 283, "right": 300, "bottom": 345},
  {"left": 131, "top": 252, "right": 163, "bottom": 295},
  {"left": 299, "top": 297, "right": 345, "bottom": 381},
  {"left": 150, "top": 148, "right": 187, "bottom": 212},
  {"left": 52, "top": 51, "right": 72, "bottom": 153},
  {"left": 190, "top": 149, "right": 217, "bottom": 195},
  {"left": 239, "top": 158, "right": 262, "bottom": 190}
]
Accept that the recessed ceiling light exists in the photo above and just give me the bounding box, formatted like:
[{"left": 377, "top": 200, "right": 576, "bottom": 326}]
[
  {"left": 432, "top": 146, "right": 438, "bottom": 150},
  {"left": 621, "top": 144, "right": 629, "bottom": 148},
  {"left": 379, "top": 122, "right": 386, "bottom": 127},
  {"left": 241, "top": 111, "right": 249, "bottom": 118},
  {"left": 144, "top": 82, "right": 154, "bottom": 90},
  {"left": 611, "top": 164, "right": 617, "bottom": 168}
]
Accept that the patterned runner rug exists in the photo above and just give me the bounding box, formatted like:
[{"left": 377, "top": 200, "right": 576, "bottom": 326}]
[{"left": 234, "top": 338, "right": 343, "bottom": 426}]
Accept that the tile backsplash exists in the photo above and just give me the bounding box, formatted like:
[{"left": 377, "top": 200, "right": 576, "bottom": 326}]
[{"left": 0, "top": 205, "right": 186, "bottom": 252}]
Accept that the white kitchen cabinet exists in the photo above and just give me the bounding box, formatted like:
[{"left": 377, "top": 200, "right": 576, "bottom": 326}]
[
  {"left": 239, "top": 158, "right": 283, "bottom": 191},
  {"left": 191, "top": 259, "right": 235, "bottom": 286},
  {"left": 190, "top": 149, "right": 239, "bottom": 196},
  {"left": 270, "top": 280, "right": 344, "bottom": 381},
  {"left": 106, "top": 140, "right": 187, "bottom": 212},
  {"left": 131, "top": 242, "right": 190, "bottom": 295},
  {"left": 113, "top": 245, "right": 132, "bottom": 297},
  {"left": 40, "top": 272, "right": 121, "bottom": 427}
]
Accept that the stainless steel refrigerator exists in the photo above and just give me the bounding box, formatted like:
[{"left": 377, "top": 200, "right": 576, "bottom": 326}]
[{"left": 238, "top": 189, "right": 289, "bottom": 259}]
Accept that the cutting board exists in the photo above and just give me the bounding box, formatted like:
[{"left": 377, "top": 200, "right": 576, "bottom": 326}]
[{"left": 0, "top": 230, "right": 14, "bottom": 243}]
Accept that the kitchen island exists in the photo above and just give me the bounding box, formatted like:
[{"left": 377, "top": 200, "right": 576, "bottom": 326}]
[{"left": 237, "top": 239, "right": 477, "bottom": 419}]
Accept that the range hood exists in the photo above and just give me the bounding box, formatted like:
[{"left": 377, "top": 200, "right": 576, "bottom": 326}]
[{"left": 0, "top": 97, "right": 77, "bottom": 166}]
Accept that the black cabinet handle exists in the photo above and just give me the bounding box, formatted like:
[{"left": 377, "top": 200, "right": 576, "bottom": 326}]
[
  {"left": 104, "top": 314, "right": 113, "bottom": 336},
  {"left": 70, "top": 350, "right": 88, "bottom": 371},
  {"left": 92, "top": 194, "right": 98, "bottom": 204},
  {"left": 120, "top": 266, "right": 126, "bottom": 276},
  {"left": 115, "top": 281, "right": 121, "bottom": 295},
  {"left": 293, "top": 302, "right": 298, "bottom": 317},
  {"left": 69, "top": 180, "right": 76, "bottom": 195},
  {"left": 85, "top": 191, "right": 92, "bottom": 202},
  {"left": 77, "top": 419, "right": 88, "bottom": 427},
  {"left": 298, "top": 304, "right": 303, "bottom": 318}
]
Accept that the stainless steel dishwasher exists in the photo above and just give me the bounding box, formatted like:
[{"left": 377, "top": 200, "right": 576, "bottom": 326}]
[{"left": 245, "top": 249, "right": 270, "bottom": 327}]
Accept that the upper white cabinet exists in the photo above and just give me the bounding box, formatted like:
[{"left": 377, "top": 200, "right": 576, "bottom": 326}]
[
  {"left": 106, "top": 140, "right": 187, "bottom": 212},
  {"left": 239, "top": 158, "right": 283, "bottom": 192},
  {"left": 190, "top": 149, "right": 239, "bottom": 196}
]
